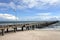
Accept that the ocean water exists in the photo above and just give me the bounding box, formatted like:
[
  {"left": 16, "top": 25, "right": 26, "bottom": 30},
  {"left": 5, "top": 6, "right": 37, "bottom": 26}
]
[{"left": 0, "top": 21, "right": 37, "bottom": 25}]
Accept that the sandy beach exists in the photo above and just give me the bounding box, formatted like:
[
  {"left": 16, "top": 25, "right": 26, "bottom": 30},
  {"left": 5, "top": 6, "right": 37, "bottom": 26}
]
[{"left": 0, "top": 30, "right": 60, "bottom": 40}]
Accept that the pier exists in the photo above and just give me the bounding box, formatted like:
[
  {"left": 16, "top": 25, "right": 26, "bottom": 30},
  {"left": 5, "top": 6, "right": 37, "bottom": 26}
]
[{"left": 0, "top": 21, "right": 59, "bottom": 36}]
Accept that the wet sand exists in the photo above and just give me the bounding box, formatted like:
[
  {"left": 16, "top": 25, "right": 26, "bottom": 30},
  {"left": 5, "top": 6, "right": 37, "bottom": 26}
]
[{"left": 0, "top": 30, "right": 60, "bottom": 40}]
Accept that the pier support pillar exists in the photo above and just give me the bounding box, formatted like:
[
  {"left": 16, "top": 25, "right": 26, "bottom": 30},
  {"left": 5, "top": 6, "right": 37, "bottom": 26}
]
[
  {"left": 15, "top": 27, "right": 17, "bottom": 31},
  {"left": 26, "top": 27, "right": 30, "bottom": 30},
  {"left": 29, "top": 26, "right": 32, "bottom": 30},
  {"left": 32, "top": 25, "right": 34, "bottom": 30},
  {"left": 21, "top": 27, "right": 24, "bottom": 31},
  {"left": 6, "top": 28, "right": 9, "bottom": 32},
  {"left": 14, "top": 28, "right": 16, "bottom": 32},
  {"left": 1, "top": 29, "right": 4, "bottom": 36}
]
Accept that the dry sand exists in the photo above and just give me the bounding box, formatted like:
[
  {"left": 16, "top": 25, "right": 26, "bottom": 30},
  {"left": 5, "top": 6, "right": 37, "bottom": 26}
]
[{"left": 0, "top": 30, "right": 60, "bottom": 40}]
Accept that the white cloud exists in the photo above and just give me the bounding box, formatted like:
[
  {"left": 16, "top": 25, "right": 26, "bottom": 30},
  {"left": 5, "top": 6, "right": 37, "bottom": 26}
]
[
  {"left": 37, "top": 13, "right": 51, "bottom": 16},
  {"left": 9, "top": 2, "right": 16, "bottom": 10},
  {"left": 22, "top": 0, "right": 38, "bottom": 8},
  {"left": 0, "top": 2, "right": 16, "bottom": 10},
  {"left": 0, "top": 3, "right": 10, "bottom": 11},
  {"left": 49, "top": 0, "right": 59, "bottom": 5},
  {"left": 20, "top": 13, "right": 60, "bottom": 21},
  {"left": 0, "top": 13, "right": 19, "bottom": 21},
  {"left": 20, "top": 0, "right": 60, "bottom": 9},
  {"left": 0, "top": 3, "right": 8, "bottom": 7},
  {"left": 0, "top": 0, "right": 60, "bottom": 10}
]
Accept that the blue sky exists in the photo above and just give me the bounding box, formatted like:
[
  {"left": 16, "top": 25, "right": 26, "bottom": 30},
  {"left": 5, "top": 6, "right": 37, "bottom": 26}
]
[{"left": 0, "top": 0, "right": 60, "bottom": 21}]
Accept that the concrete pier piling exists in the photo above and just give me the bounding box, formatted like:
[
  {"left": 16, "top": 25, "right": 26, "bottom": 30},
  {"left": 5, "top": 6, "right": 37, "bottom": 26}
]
[
  {"left": 6, "top": 28, "right": 9, "bottom": 32},
  {"left": 14, "top": 28, "right": 17, "bottom": 32},
  {"left": 1, "top": 29, "right": 4, "bottom": 36},
  {"left": 0, "top": 25, "right": 5, "bottom": 36},
  {"left": 21, "top": 27, "right": 23, "bottom": 31}
]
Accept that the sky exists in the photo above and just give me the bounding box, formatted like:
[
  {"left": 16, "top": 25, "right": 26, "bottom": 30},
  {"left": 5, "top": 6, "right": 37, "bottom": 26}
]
[{"left": 0, "top": 0, "right": 60, "bottom": 21}]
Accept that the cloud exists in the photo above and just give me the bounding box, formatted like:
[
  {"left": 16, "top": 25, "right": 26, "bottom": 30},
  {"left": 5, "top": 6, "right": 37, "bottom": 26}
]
[
  {"left": 0, "top": 3, "right": 10, "bottom": 11},
  {"left": 37, "top": 13, "right": 51, "bottom": 16},
  {"left": 0, "top": 0, "right": 60, "bottom": 10},
  {"left": 20, "top": 13, "right": 60, "bottom": 21},
  {"left": 0, "top": 13, "right": 19, "bottom": 21},
  {"left": 0, "top": 2, "right": 16, "bottom": 11},
  {"left": 15, "top": 0, "right": 60, "bottom": 9},
  {"left": 36, "top": 13, "right": 60, "bottom": 21},
  {"left": 0, "top": 3, "right": 8, "bottom": 7},
  {"left": 9, "top": 2, "right": 16, "bottom": 10}
]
